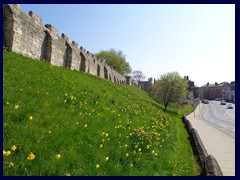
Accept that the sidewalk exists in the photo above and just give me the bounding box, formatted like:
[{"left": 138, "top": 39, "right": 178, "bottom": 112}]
[{"left": 186, "top": 104, "right": 235, "bottom": 176}]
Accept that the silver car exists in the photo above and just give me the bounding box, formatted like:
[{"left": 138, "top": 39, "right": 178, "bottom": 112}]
[{"left": 227, "top": 103, "right": 233, "bottom": 109}]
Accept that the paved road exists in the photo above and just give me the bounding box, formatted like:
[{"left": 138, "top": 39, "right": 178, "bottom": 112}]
[
  {"left": 199, "top": 101, "right": 235, "bottom": 138},
  {"left": 187, "top": 103, "right": 235, "bottom": 176}
]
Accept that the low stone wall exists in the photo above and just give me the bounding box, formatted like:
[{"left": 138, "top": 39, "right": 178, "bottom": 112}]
[{"left": 182, "top": 115, "right": 223, "bottom": 176}]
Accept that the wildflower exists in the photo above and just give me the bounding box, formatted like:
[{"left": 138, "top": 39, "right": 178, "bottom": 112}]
[
  {"left": 154, "top": 153, "right": 158, "bottom": 156},
  {"left": 55, "top": 154, "right": 61, "bottom": 159},
  {"left": 105, "top": 133, "right": 108, "bottom": 137},
  {"left": 84, "top": 124, "right": 87, "bottom": 128},
  {"left": 152, "top": 150, "right": 155, "bottom": 154},
  {"left": 105, "top": 157, "right": 109, "bottom": 161},
  {"left": 130, "top": 163, "right": 133, "bottom": 167},
  {"left": 76, "top": 122, "right": 79, "bottom": 125},
  {"left": 96, "top": 164, "right": 100, "bottom": 168},
  {"left": 6, "top": 102, "right": 9, "bottom": 105},
  {"left": 11, "top": 145, "right": 17, "bottom": 152},
  {"left": 138, "top": 148, "right": 141, "bottom": 152},
  {"left": 126, "top": 153, "right": 129, "bottom": 157},
  {"left": 29, "top": 116, "right": 33, "bottom": 121},
  {"left": 14, "top": 104, "right": 19, "bottom": 110},
  {"left": 9, "top": 162, "right": 14, "bottom": 168},
  {"left": 48, "top": 131, "right": 52, "bottom": 134},
  {"left": 3, "top": 150, "right": 11, "bottom": 157},
  {"left": 100, "top": 144, "right": 103, "bottom": 148},
  {"left": 65, "top": 93, "right": 68, "bottom": 96},
  {"left": 146, "top": 145, "right": 150, "bottom": 149},
  {"left": 27, "top": 152, "right": 35, "bottom": 160},
  {"left": 66, "top": 173, "right": 71, "bottom": 176}
]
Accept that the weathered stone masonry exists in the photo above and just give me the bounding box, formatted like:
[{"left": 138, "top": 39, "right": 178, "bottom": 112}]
[{"left": 3, "top": 4, "right": 128, "bottom": 85}]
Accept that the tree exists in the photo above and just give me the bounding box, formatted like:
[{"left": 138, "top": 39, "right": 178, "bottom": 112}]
[
  {"left": 132, "top": 70, "right": 146, "bottom": 83},
  {"left": 95, "top": 49, "right": 132, "bottom": 75},
  {"left": 151, "top": 72, "right": 187, "bottom": 112}
]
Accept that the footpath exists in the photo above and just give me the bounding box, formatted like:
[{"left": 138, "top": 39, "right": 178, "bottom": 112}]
[{"left": 186, "top": 104, "right": 235, "bottom": 176}]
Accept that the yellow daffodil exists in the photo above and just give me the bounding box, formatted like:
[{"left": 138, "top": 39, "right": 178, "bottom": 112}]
[
  {"left": 9, "top": 162, "right": 14, "bottom": 167},
  {"left": 14, "top": 104, "right": 19, "bottom": 110},
  {"left": 29, "top": 116, "right": 33, "bottom": 120},
  {"left": 3, "top": 150, "right": 11, "bottom": 157},
  {"left": 55, "top": 154, "right": 61, "bottom": 159},
  {"left": 100, "top": 144, "right": 103, "bottom": 148},
  {"left": 11, "top": 145, "right": 17, "bottom": 152},
  {"left": 27, "top": 152, "right": 35, "bottom": 160},
  {"left": 105, "top": 157, "right": 109, "bottom": 161},
  {"left": 96, "top": 164, "right": 100, "bottom": 168}
]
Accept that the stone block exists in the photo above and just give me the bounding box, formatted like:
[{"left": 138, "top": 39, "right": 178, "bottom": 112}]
[{"left": 205, "top": 155, "right": 223, "bottom": 176}]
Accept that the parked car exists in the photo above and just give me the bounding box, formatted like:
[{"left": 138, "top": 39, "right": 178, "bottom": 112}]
[
  {"left": 227, "top": 103, "right": 233, "bottom": 109},
  {"left": 204, "top": 100, "right": 209, "bottom": 104},
  {"left": 220, "top": 100, "right": 226, "bottom": 105}
]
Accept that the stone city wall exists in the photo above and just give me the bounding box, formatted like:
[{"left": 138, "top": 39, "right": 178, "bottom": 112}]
[{"left": 3, "top": 4, "right": 127, "bottom": 85}]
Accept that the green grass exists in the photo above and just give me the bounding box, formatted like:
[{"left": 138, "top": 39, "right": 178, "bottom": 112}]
[{"left": 3, "top": 50, "right": 200, "bottom": 176}]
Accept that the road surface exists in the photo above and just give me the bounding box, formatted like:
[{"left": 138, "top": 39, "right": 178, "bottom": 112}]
[{"left": 198, "top": 101, "right": 235, "bottom": 138}]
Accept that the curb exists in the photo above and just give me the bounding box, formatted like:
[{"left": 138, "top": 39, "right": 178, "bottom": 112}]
[{"left": 182, "top": 116, "right": 223, "bottom": 176}]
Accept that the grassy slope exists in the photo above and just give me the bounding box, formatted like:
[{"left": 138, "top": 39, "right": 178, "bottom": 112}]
[{"left": 3, "top": 50, "right": 200, "bottom": 176}]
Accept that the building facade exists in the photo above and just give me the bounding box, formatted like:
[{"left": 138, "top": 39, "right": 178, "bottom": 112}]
[{"left": 200, "top": 82, "right": 229, "bottom": 100}]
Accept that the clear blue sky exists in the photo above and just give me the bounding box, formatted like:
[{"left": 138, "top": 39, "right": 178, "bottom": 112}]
[{"left": 21, "top": 4, "right": 235, "bottom": 87}]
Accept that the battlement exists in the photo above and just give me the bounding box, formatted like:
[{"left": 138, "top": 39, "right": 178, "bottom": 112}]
[
  {"left": 72, "top": 41, "right": 79, "bottom": 48},
  {"left": 45, "top": 24, "right": 58, "bottom": 36},
  {"left": 29, "top": 11, "right": 42, "bottom": 25},
  {"left": 61, "top": 33, "right": 69, "bottom": 42},
  {"left": 11, "top": 4, "right": 21, "bottom": 11},
  {"left": 3, "top": 4, "right": 129, "bottom": 85}
]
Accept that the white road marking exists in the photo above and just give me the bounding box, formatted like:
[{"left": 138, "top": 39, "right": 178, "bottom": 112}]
[{"left": 218, "top": 124, "right": 227, "bottom": 128}]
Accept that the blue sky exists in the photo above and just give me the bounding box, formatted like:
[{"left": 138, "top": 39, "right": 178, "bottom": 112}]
[{"left": 21, "top": 4, "right": 235, "bottom": 87}]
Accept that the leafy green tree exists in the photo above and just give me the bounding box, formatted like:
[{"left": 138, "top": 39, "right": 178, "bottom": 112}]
[
  {"left": 151, "top": 72, "right": 187, "bottom": 112},
  {"left": 95, "top": 49, "right": 132, "bottom": 75}
]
